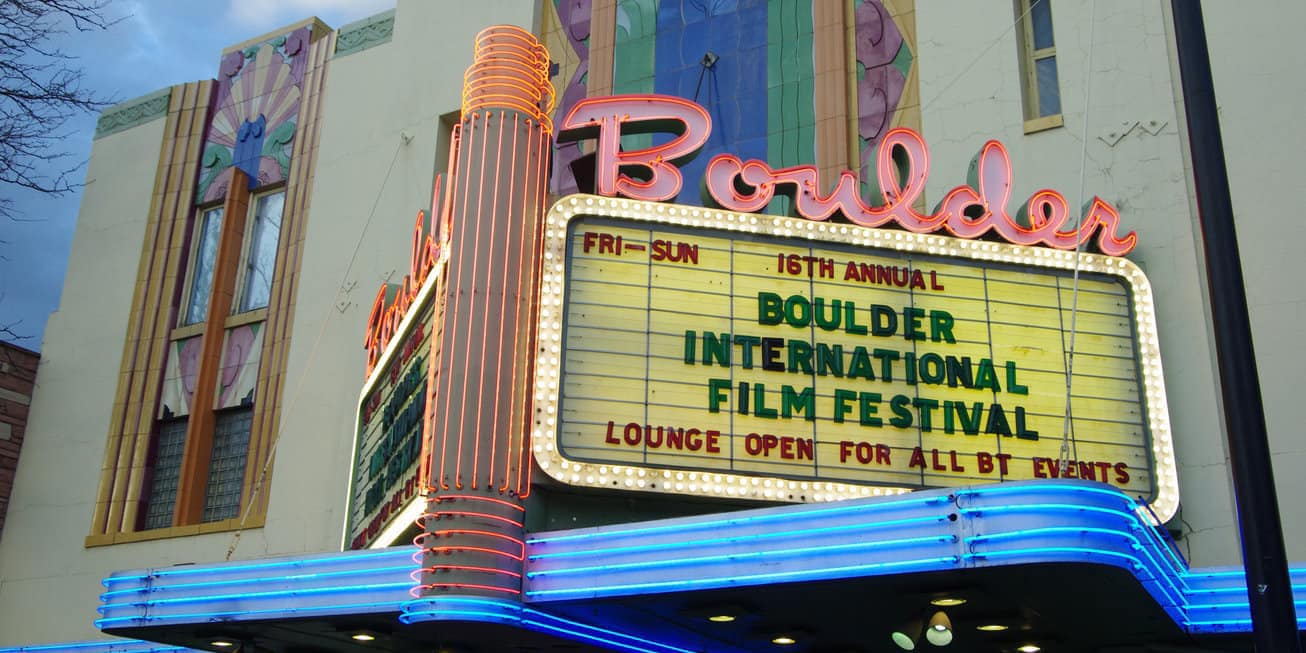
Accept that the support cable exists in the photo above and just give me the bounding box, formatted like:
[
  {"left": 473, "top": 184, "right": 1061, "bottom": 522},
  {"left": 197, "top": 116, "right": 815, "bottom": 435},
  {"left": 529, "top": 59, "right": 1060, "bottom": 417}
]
[
  {"left": 1059, "top": 0, "right": 1097, "bottom": 474},
  {"left": 226, "top": 136, "right": 408, "bottom": 561}
]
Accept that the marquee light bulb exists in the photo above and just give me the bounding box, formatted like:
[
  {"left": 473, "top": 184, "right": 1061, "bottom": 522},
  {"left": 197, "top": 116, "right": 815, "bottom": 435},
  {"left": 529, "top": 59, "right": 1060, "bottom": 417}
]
[{"left": 529, "top": 195, "right": 1173, "bottom": 519}]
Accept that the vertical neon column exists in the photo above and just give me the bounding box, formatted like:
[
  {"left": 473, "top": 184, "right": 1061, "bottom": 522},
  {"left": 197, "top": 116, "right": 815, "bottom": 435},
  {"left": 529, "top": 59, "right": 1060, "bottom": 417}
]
[{"left": 413, "top": 26, "right": 552, "bottom": 598}]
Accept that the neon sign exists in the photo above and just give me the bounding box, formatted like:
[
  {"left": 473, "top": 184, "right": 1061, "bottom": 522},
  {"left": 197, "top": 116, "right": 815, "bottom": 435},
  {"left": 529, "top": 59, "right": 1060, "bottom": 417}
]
[
  {"left": 364, "top": 190, "right": 443, "bottom": 375},
  {"left": 558, "top": 94, "right": 1137, "bottom": 256}
]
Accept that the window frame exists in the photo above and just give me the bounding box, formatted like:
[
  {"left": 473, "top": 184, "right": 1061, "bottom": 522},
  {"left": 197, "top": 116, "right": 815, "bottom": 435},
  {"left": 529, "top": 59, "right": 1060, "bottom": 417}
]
[
  {"left": 141, "top": 416, "right": 190, "bottom": 530},
  {"left": 1015, "top": 0, "right": 1064, "bottom": 133},
  {"left": 232, "top": 186, "right": 287, "bottom": 317},
  {"left": 201, "top": 405, "right": 255, "bottom": 523},
  {"left": 142, "top": 181, "right": 279, "bottom": 533},
  {"left": 176, "top": 203, "right": 227, "bottom": 335},
  {"left": 89, "top": 34, "right": 327, "bottom": 546}
]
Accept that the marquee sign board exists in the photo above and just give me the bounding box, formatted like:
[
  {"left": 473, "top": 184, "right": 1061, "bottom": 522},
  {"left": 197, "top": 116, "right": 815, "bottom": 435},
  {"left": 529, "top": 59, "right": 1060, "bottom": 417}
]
[
  {"left": 346, "top": 274, "right": 439, "bottom": 550},
  {"left": 532, "top": 195, "right": 1179, "bottom": 520}
]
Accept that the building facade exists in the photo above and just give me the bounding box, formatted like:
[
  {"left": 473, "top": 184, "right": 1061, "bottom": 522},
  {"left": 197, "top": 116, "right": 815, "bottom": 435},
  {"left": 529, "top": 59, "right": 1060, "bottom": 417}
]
[
  {"left": 0, "top": 1, "right": 1303, "bottom": 651},
  {"left": 0, "top": 342, "right": 39, "bottom": 536}
]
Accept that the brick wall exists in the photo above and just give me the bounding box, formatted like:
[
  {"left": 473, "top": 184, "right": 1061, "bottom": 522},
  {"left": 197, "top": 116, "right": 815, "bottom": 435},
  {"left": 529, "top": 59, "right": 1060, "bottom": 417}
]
[{"left": 0, "top": 342, "right": 39, "bottom": 535}]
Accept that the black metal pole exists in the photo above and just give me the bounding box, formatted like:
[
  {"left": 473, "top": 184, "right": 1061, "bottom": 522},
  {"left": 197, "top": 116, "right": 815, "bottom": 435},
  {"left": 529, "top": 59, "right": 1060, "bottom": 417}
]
[{"left": 1169, "top": 2, "right": 1300, "bottom": 651}]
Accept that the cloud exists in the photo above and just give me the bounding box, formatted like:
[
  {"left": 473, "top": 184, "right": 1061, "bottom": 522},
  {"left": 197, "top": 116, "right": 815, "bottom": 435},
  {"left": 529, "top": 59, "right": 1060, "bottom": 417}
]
[
  {"left": 123, "top": 0, "right": 162, "bottom": 54},
  {"left": 226, "top": 0, "right": 395, "bottom": 33}
]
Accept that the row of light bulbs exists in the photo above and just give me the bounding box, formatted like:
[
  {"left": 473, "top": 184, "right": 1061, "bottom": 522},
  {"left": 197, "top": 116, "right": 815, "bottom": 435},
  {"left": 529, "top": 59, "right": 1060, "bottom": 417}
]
[{"left": 531, "top": 195, "right": 1178, "bottom": 521}]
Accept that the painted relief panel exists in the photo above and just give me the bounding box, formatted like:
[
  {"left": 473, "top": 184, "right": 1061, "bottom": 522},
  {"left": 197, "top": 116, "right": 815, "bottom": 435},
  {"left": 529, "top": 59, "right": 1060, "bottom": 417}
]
[
  {"left": 160, "top": 336, "right": 203, "bottom": 418},
  {"left": 608, "top": 0, "right": 786, "bottom": 208},
  {"left": 856, "top": 0, "right": 919, "bottom": 189},
  {"left": 216, "top": 324, "right": 264, "bottom": 409},
  {"left": 544, "top": 0, "right": 591, "bottom": 195},
  {"left": 551, "top": 0, "right": 919, "bottom": 212},
  {"left": 199, "top": 26, "right": 316, "bottom": 201}
]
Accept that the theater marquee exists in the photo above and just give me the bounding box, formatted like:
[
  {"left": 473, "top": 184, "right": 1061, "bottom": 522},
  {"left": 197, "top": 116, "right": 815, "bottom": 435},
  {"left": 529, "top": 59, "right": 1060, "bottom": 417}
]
[
  {"left": 532, "top": 195, "right": 1178, "bottom": 520},
  {"left": 346, "top": 209, "right": 442, "bottom": 550}
]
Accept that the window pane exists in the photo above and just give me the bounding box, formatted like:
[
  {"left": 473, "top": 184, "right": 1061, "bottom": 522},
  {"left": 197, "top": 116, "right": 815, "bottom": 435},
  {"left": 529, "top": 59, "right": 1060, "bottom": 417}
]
[
  {"left": 238, "top": 192, "right": 285, "bottom": 313},
  {"left": 1031, "top": 0, "right": 1054, "bottom": 50},
  {"left": 1036, "top": 56, "right": 1061, "bottom": 116},
  {"left": 143, "top": 418, "right": 188, "bottom": 529},
  {"left": 202, "top": 408, "right": 253, "bottom": 522},
  {"left": 183, "top": 208, "right": 223, "bottom": 326}
]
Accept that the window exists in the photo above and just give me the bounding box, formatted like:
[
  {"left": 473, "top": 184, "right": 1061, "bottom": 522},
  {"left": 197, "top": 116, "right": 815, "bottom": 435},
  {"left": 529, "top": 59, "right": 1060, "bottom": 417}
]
[
  {"left": 142, "top": 418, "right": 188, "bottom": 529},
  {"left": 237, "top": 191, "right": 285, "bottom": 313},
  {"left": 141, "top": 408, "right": 252, "bottom": 530},
  {"left": 90, "top": 43, "right": 321, "bottom": 546},
  {"left": 202, "top": 407, "right": 253, "bottom": 522},
  {"left": 143, "top": 187, "right": 280, "bottom": 531},
  {"left": 1015, "top": 0, "right": 1062, "bottom": 130},
  {"left": 182, "top": 207, "right": 224, "bottom": 326}
]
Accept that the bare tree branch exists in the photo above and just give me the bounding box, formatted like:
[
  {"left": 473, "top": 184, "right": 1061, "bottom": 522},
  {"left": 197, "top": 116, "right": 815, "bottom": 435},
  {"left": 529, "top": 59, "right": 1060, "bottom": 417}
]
[
  {"left": 0, "top": 290, "right": 29, "bottom": 343},
  {"left": 0, "top": 319, "right": 26, "bottom": 343},
  {"left": 0, "top": 0, "right": 119, "bottom": 221}
]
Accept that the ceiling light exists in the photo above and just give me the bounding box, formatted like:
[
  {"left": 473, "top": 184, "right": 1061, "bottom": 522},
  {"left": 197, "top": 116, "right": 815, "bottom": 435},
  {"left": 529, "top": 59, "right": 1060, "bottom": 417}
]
[
  {"left": 977, "top": 624, "right": 1010, "bottom": 632},
  {"left": 930, "top": 597, "right": 966, "bottom": 607},
  {"left": 1017, "top": 645, "right": 1041, "bottom": 653},
  {"left": 351, "top": 632, "right": 377, "bottom": 642},
  {"left": 209, "top": 641, "right": 235, "bottom": 649},
  {"left": 772, "top": 636, "right": 797, "bottom": 645},
  {"left": 892, "top": 617, "right": 923, "bottom": 651},
  {"left": 892, "top": 631, "right": 917, "bottom": 651},
  {"left": 925, "top": 611, "right": 953, "bottom": 646},
  {"left": 688, "top": 602, "right": 749, "bottom": 624}
]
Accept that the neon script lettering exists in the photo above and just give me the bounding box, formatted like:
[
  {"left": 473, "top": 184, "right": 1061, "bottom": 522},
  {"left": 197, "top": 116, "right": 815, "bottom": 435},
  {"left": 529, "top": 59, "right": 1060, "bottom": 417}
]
[
  {"left": 364, "top": 185, "right": 443, "bottom": 375},
  {"left": 559, "top": 94, "right": 1137, "bottom": 256},
  {"left": 557, "top": 94, "right": 711, "bottom": 201}
]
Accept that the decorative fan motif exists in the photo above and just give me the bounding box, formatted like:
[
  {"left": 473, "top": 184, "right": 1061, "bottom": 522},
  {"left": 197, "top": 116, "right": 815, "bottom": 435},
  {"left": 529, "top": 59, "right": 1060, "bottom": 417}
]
[
  {"left": 210, "top": 46, "right": 300, "bottom": 150},
  {"left": 855, "top": 0, "right": 912, "bottom": 187},
  {"left": 198, "top": 27, "right": 310, "bottom": 202}
]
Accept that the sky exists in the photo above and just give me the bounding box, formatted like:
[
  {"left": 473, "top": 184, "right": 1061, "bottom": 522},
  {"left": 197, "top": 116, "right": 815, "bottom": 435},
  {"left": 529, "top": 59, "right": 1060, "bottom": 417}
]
[{"left": 0, "top": 0, "right": 394, "bottom": 350}]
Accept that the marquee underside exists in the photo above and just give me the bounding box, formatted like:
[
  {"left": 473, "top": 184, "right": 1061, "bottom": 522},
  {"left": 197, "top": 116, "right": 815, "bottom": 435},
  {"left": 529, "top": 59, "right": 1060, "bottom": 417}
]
[{"left": 85, "top": 482, "right": 1306, "bottom": 653}]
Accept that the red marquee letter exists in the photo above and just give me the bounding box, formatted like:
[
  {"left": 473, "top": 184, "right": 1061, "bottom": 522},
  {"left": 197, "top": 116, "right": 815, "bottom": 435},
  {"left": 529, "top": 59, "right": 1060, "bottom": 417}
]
[{"left": 558, "top": 94, "right": 711, "bottom": 202}]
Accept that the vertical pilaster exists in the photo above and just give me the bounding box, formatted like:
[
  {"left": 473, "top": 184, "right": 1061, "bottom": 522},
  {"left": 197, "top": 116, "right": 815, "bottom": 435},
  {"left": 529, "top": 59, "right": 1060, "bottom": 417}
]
[
  {"left": 587, "top": 0, "right": 617, "bottom": 97},
  {"left": 175, "top": 169, "right": 250, "bottom": 525},
  {"left": 815, "top": 0, "right": 853, "bottom": 182},
  {"left": 245, "top": 28, "right": 337, "bottom": 518},
  {"left": 90, "top": 80, "right": 215, "bottom": 539}
]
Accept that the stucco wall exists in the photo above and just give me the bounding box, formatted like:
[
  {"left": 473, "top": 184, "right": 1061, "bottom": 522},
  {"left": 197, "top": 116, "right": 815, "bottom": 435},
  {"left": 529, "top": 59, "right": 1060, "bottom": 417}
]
[
  {"left": 1201, "top": 0, "right": 1306, "bottom": 566},
  {"left": 0, "top": 108, "right": 179, "bottom": 644},
  {"left": 915, "top": 1, "right": 1305, "bottom": 567}
]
